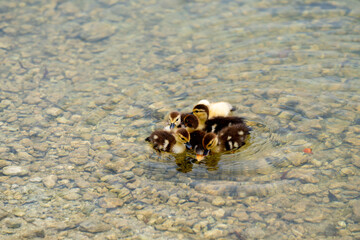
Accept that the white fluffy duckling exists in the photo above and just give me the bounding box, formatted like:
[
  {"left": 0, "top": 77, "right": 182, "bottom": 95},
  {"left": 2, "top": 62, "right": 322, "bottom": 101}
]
[
  {"left": 192, "top": 100, "right": 235, "bottom": 130},
  {"left": 197, "top": 99, "right": 235, "bottom": 119}
]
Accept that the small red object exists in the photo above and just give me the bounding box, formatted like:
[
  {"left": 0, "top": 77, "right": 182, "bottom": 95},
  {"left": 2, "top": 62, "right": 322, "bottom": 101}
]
[{"left": 303, "top": 148, "right": 313, "bottom": 154}]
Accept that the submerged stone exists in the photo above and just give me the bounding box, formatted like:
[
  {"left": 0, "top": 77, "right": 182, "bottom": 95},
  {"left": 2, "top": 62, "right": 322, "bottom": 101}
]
[
  {"left": 80, "top": 22, "right": 116, "bottom": 42},
  {"left": 79, "top": 219, "right": 111, "bottom": 233},
  {"left": 2, "top": 166, "right": 29, "bottom": 176}
]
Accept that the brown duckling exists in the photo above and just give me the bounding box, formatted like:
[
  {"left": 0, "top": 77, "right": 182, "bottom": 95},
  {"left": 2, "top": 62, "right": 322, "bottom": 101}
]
[
  {"left": 183, "top": 114, "right": 201, "bottom": 132},
  {"left": 199, "top": 123, "right": 251, "bottom": 160},
  {"left": 145, "top": 128, "right": 191, "bottom": 154},
  {"left": 205, "top": 116, "right": 245, "bottom": 133},
  {"left": 189, "top": 130, "right": 207, "bottom": 159},
  {"left": 183, "top": 113, "right": 245, "bottom": 134},
  {"left": 165, "top": 111, "right": 190, "bottom": 130}
]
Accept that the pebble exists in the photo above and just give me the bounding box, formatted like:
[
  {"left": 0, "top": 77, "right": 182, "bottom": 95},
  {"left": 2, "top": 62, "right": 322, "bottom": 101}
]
[
  {"left": 350, "top": 200, "right": 360, "bottom": 222},
  {"left": 299, "top": 184, "right": 321, "bottom": 195},
  {"left": 212, "top": 196, "right": 225, "bottom": 206},
  {"left": 344, "top": 135, "right": 360, "bottom": 146},
  {"left": 46, "top": 107, "right": 63, "bottom": 117},
  {"left": 0, "top": 209, "right": 9, "bottom": 220},
  {"left": 245, "top": 226, "right": 266, "bottom": 239},
  {"left": 212, "top": 209, "right": 225, "bottom": 218},
  {"left": 79, "top": 219, "right": 112, "bottom": 233},
  {"left": 251, "top": 104, "right": 281, "bottom": 115},
  {"left": 2, "top": 166, "right": 29, "bottom": 176},
  {"left": 80, "top": 22, "right": 116, "bottom": 42},
  {"left": 340, "top": 167, "right": 356, "bottom": 176},
  {"left": 204, "top": 228, "right": 225, "bottom": 239},
  {"left": 43, "top": 175, "right": 58, "bottom": 188},
  {"left": 304, "top": 209, "right": 325, "bottom": 223},
  {"left": 352, "top": 155, "right": 360, "bottom": 168},
  {"left": 105, "top": 159, "right": 135, "bottom": 172},
  {"left": 0, "top": 160, "right": 10, "bottom": 168},
  {"left": 99, "top": 197, "right": 124, "bottom": 208},
  {"left": 20, "top": 227, "right": 45, "bottom": 239},
  {"left": 62, "top": 191, "right": 81, "bottom": 200},
  {"left": 286, "top": 152, "right": 308, "bottom": 166},
  {"left": 75, "top": 178, "right": 90, "bottom": 188},
  {"left": 18, "top": 151, "right": 33, "bottom": 161},
  {"left": 5, "top": 218, "right": 22, "bottom": 228},
  {"left": 232, "top": 210, "right": 249, "bottom": 221},
  {"left": 285, "top": 169, "right": 319, "bottom": 183},
  {"left": 117, "top": 188, "right": 131, "bottom": 198}
]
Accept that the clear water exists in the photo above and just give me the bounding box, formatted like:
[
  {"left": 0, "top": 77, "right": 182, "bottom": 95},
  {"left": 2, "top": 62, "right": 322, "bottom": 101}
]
[{"left": 0, "top": 0, "right": 359, "bottom": 239}]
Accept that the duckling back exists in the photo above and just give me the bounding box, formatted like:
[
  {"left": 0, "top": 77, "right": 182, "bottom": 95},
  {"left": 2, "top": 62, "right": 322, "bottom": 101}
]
[
  {"left": 146, "top": 130, "right": 175, "bottom": 152},
  {"left": 205, "top": 116, "right": 245, "bottom": 134},
  {"left": 208, "top": 101, "right": 234, "bottom": 119},
  {"left": 218, "top": 123, "right": 251, "bottom": 151}
]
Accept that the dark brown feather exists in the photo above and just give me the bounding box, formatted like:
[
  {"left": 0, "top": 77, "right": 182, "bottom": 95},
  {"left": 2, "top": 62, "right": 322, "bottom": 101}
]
[
  {"left": 218, "top": 123, "right": 250, "bottom": 151},
  {"left": 205, "top": 116, "right": 245, "bottom": 133},
  {"left": 183, "top": 114, "right": 199, "bottom": 129},
  {"left": 146, "top": 130, "right": 175, "bottom": 152},
  {"left": 189, "top": 130, "right": 206, "bottom": 155}
]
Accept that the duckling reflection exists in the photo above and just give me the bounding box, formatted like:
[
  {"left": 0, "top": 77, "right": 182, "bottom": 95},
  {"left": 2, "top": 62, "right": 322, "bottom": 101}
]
[
  {"left": 202, "top": 154, "right": 221, "bottom": 171},
  {"left": 175, "top": 155, "right": 194, "bottom": 173}
]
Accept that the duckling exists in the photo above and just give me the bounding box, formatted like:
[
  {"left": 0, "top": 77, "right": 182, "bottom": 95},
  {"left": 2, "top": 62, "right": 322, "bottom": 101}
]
[
  {"left": 192, "top": 101, "right": 234, "bottom": 130},
  {"left": 204, "top": 116, "right": 245, "bottom": 133},
  {"left": 199, "top": 123, "right": 251, "bottom": 159},
  {"left": 189, "top": 130, "right": 207, "bottom": 160},
  {"left": 183, "top": 113, "right": 246, "bottom": 134},
  {"left": 183, "top": 114, "right": 202, "bottom": 132},
  {"left": 165, "top": 111, "right": 190, "bottom": 130},
  {"left": 195, "top": 100, "right": 235, "bottom": 119},
  {"left": 145, "top": 128, "right": 191, "bottom": 154}
]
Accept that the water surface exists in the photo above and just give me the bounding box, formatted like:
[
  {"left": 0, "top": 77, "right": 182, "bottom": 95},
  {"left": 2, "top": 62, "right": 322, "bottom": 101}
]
[{"left": 0, "top": 0, "right": 359, "bottom": 239}]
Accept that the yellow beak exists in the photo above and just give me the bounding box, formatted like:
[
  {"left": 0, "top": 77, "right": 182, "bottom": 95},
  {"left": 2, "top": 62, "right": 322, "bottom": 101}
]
[{"left": 196, "top": 154, "right": 205, "bottom": 161}]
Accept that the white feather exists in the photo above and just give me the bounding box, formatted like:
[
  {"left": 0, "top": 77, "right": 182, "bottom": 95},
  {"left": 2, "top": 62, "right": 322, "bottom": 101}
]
[
  {"left": 172, "top": 143, "right": 185, "bottom": 154},
  {"left": 163, "top": 139, "right": 169, "bottom": 150},
  {"left": 208, "top": 101, "right": 233, "bottom": 119},
  {"left": 228, "top": 141, "right": 233, "bottom": 150},
  {"left": 197, "top": 99, "right": 210, "bottom": 106},
  {"left": 211, "top": 124, "right": 217, "bottom": 133}
]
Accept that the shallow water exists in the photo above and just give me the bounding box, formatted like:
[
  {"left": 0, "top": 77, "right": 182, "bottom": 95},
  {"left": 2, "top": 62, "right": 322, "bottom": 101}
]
[{"left": 1, "top": 0, "right": 360, "bottom": 239}]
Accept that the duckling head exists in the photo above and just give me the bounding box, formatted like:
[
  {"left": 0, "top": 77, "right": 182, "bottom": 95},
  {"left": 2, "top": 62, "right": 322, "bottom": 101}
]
[
  {"left": 192, "top": 104, "right": 209, "bottom": 122},
  {"left": 197, "top": 99, "right": 210, "bottom": 106},
  {"left": 183, "top": 114, "right": 199, "bottom": 132},
  {"left": 175, "top": 128, "right": 191, "bottom": 149},
  {"left": 194, "top": 132, "right": 218, "bottom": 161},
  {"left": 203, "top": 132, "right": 218, "bottom": 155},
  {"left": 168, "top": 111, "right": 181, "bottom": 129}
]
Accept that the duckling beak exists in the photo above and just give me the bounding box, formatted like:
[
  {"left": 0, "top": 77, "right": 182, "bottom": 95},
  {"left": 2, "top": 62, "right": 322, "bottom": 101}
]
[
  {"left": 203, "top": 149, "right": 210, "bottom": 156},
  {"left": 169, "top": 123, "right": 175, "bottom": 129},
  {"left": 185, "top": 142, "right": 192, "bottom": 149},
  {"left": 196, "top": 154, "right": 205, "bottom": 161}
]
